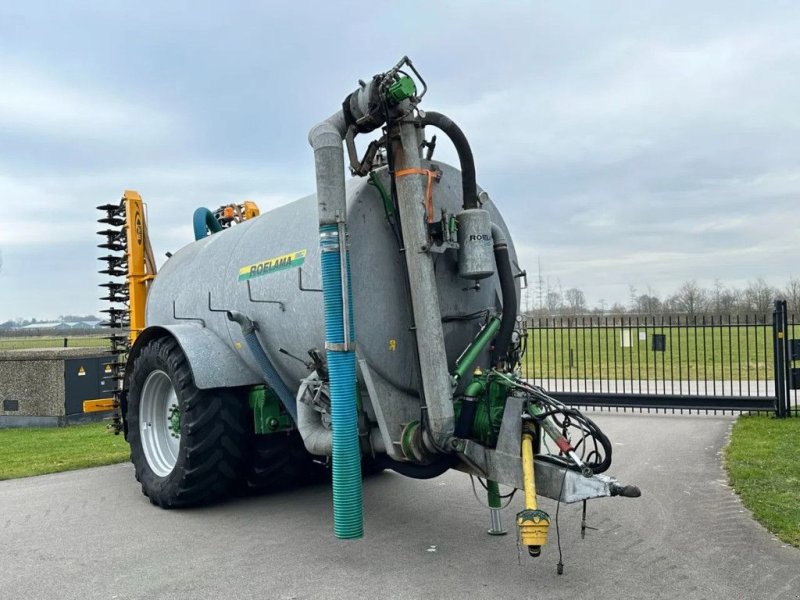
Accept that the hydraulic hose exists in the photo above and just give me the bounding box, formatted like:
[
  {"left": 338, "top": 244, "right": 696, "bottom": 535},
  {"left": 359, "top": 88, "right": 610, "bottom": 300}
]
[
  {"left": 193, "top": 207, "right": 222, "bottom": 240},
  {"left": 226, "top": 312, "right": 297, "bottom": 423},
  {"left": 419, "top": 111, "right": 478, "bottom": 209},
  {"left": 378, "top": 454, "right": 458, "bottom": 480},
  {"left": 490, "top": 223, "right": 517, "bottom": 367},
  {"left": 320, "top": 224, "right": 363, "bottom": 540},
  {"left": 454, "top": 379, "right": 485, "bottom": 439}
]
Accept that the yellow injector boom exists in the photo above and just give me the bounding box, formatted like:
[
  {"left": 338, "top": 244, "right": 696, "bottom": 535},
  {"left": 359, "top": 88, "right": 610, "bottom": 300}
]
[{"left": 122, "top": 190, "right": 156, "bottom": 345}]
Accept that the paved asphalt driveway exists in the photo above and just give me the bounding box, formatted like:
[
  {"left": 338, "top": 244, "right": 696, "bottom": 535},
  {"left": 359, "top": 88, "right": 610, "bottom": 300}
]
[{"left": 1, "top": 414, "right": 798, "bottom": 599}]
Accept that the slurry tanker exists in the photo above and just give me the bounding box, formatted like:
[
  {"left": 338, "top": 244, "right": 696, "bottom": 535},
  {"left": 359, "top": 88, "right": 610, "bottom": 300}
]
[{"left": 94, "top": 57, "right": 639, "bottom": 565}]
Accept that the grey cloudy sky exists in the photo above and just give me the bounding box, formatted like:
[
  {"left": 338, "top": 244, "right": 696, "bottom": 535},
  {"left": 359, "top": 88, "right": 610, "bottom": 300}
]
[{"left": 1, "top": 1, "right": 798, "bottom": 320}]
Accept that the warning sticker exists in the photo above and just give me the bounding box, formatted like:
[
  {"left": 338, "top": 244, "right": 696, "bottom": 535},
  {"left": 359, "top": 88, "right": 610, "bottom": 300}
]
[
  {"left": 78, "top": 366, "right": 86, "bottom": 377},
  {"left": 238, "top": 249, "right": 307, "bottom": 282}
]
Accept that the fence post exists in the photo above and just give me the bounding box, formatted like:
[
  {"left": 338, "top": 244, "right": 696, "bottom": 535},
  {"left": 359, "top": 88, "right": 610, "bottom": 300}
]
[
  {"left": 772, "top": 300, "right": 788, "bottom": 418},
  {"left": 781, "top": 301, "right": 793, "bottom": 418}
]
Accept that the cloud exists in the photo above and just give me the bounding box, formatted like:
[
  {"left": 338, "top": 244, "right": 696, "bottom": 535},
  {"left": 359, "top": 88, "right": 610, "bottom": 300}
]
[
  {"left": 0, "top": 60, "right": 178, "bottom": 143},
  {"left": 0, "top": 163, "right": 306, "bottom": 247},
  {"left": 444, "top": 26, "right": 800, "bottom": 173},
  {"left": 1, "top": 2, "right": 800, "bottom": 318}
]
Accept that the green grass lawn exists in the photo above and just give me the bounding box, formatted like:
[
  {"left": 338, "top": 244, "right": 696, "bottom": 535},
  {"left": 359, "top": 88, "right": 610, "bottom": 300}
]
[
  {"left": 522, "top": 322, "right": 799, "bottom": 382},
  {"left": 725, "top": 416, "right": 800, "bottom": 547},
  {"left": 0, "top": 336, "right": 110, "bottom": 350},
  {"left": 0, "top": 423, "right": 129, "bottom": 480}
]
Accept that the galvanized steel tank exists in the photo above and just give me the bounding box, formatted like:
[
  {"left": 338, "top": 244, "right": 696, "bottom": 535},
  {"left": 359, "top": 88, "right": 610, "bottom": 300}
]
[{"left": 145, "top": 162, "right": 519, "bottom": 396}]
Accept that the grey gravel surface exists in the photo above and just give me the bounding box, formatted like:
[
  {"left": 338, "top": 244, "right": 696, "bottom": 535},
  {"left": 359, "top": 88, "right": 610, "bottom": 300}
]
[{"left": 1, "top": 414, "right": 798, "bottom": 600}]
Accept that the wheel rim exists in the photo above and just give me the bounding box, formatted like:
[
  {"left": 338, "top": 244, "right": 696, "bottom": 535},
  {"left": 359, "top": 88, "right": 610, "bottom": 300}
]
[{"left": 140, "top": 369, "right": 181, "bottom": 477}]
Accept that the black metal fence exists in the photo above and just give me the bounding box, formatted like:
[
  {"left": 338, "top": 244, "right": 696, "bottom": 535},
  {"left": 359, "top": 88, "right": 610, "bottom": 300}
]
[{"left": 522, "top": 300, "right": 799, "bottom": 416}]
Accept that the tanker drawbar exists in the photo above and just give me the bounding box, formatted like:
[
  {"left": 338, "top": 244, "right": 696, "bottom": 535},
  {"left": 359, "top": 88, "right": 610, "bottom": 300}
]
[{"left": 98, "top": 57, "right": 640, "bottom": 571}]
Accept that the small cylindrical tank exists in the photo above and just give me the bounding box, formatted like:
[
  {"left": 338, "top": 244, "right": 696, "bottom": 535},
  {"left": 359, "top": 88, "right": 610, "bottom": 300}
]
[
  {"left": 457, "top": 208, "right": 495, "bottom": 280},
  {"left": 145, "top": 162, "right": 519, "bottom": 397}
]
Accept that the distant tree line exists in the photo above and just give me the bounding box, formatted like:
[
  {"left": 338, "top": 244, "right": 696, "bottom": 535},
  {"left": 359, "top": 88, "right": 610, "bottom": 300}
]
[
  {"left": 524, "top": 277, "right": 800, "bottom": 320},
  {"left": 0, "top": 315, "right": 100, "bottom": 328}
]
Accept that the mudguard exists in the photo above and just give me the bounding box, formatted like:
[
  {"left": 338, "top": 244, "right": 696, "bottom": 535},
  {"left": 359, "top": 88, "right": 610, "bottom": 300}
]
[{"left": 126, "top": 324, "right": 261, "bottom": 390}]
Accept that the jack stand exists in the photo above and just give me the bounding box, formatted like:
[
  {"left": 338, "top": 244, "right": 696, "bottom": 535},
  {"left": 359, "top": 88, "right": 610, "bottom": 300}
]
[
  {"left": 486, "top": 479, "right": 507, "bottom": 536},
  {"left": 580, "top": 500, "right": 598, "bottom": 539}
]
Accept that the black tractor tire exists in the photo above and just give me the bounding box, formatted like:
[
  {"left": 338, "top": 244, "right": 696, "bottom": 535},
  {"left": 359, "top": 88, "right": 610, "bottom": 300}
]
[
  {"left": 240, "top": 434, "right": 383, "bottom": 492},
  {"left": 237, "top": 429, "right": 328, "bottom": 494},
  {"left": 126, "top": 337, "right": 246, "bottom": 508}
]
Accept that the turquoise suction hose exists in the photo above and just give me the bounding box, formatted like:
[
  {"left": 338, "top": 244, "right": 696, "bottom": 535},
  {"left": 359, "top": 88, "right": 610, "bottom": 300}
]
[
  {"left": 320, "top": 223, "right": 363, "bottom": 540},
  {"left": 193, "top": 207, "right": 223, "bottom": 240}
]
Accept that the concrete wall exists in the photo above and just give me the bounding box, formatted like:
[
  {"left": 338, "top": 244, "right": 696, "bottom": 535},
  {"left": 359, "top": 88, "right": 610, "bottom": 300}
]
[{"left": 0, "top": 348, "right": 111, "bottom": 427}]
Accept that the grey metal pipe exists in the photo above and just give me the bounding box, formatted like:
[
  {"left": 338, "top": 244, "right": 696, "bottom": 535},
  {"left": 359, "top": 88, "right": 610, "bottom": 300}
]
[
  {"left": 391, "top": 113, "right": 455, "bottom": 450},
  {"left": 297, "top": 396, "right": 332, "bottom": 456},
  {"left": 309, "top": 107, "right": 363, "bottom": 540},
  {"left": 297, "top": 396, "right": 386, "bottom": 457},
  {"left": 308, "top": 111, "right": 348, "bottom": 225},
  {"left": 490, "top": 222, "right": 507, "bottom": 245}
]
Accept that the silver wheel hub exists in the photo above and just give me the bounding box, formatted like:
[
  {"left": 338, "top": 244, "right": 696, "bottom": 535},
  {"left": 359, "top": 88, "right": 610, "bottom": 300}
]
[{"left": 140, "top": 369, "right": 180, "bottom": 477}]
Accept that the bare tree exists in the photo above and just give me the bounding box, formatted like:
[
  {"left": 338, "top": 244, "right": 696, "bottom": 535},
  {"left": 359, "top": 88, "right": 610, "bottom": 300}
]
[
  {"left": 522, "top": 276, "right": 795, "bottom": 319},
  {"left": 672, "top": 280, "right": 707, "bottom": 316},
  {"left": 711, "top": 279, "right": 725, "bottom": 313},
  {"left": 564, "top": 288, "right": 586, "bottom": 316},
  {"left": 783, "top": 276, "right": 800, "bottom": 317},
  {"left": 628, "top": 285, "right": 638, "bottom": 312},
  {"left": 743, "top": 278, "right": 776, "bottom": 317},
  {"left": 718, "top": 287, "right": 741, "bottom": 314},
  {"left": 535, "top": 257, "right": 545, "bottom": 312},
  {"left": 636, "top": 293, "right": 662, "bottom": 315},
  {"left": 545, "top": 290, "right": 562, "bottom": 314}
]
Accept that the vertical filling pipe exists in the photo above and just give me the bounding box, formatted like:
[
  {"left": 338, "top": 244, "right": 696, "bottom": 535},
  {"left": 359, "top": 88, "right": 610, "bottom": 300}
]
[
  {"left": 391, "top": 114, "right": 456, "bottom": 450},
  {"left": 320, "top": 225, "right": 362, "bottom": 539},
  {"left": 310, "top": 111, "right": 363, "bottom": 540}
]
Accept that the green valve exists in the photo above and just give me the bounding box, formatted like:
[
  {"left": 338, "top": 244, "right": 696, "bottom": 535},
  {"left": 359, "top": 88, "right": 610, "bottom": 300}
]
[
  {"left": 453, "top": 372, "right": 513, "bottom": 447},
  {"left": 249, "top": 385, "right": 293, "bottom": 434},
  {"left": 385, "top": 76, "right": 416, "bottom": 105}
]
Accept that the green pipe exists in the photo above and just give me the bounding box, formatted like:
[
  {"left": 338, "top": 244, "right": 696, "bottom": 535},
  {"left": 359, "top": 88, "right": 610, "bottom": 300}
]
[
  {"left": 453, "top": 317, "right": 501, "bottom": 383},
  {"left": 465, "top": 379, "right": 485, "bottom": 397},
  {"left": 487, "top": 479, "right": 502, "bottom": 509},
  {"left": 486, "top": 478, "right": 507, "bottom": 535},
  {"left": 368, "top": 171, "right": 394, "bottom": 218}
]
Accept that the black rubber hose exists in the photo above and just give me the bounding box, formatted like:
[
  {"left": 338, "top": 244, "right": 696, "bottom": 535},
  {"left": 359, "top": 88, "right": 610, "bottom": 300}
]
[
  {"left": 377, "top": 454, "right": 459, "bottom": 480},
  {"left": 491, "top": 239, "right": 517, "bottom": 367},
  {"left": 454, "top": 396, "right": 478, "bottom": 439},
  {"left": 419, "top": 111, "right": 478, "bottom": 209}
]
